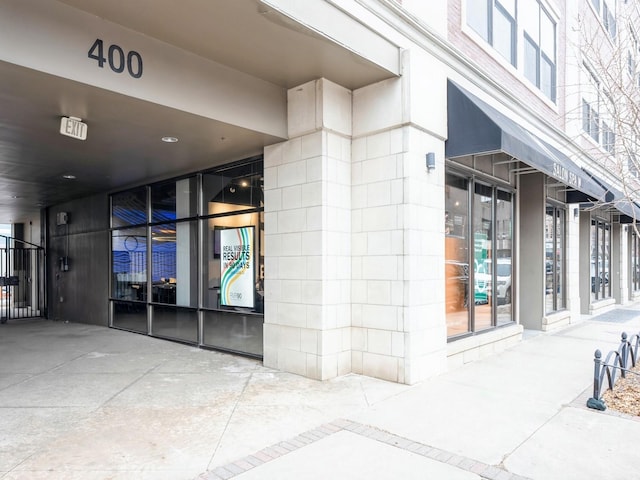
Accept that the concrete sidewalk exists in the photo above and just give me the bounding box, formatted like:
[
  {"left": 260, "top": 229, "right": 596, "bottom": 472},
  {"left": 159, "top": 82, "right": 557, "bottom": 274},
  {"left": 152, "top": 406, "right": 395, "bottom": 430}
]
[{"left": 1, "top": 308, "right": 639, "bottom": 480}]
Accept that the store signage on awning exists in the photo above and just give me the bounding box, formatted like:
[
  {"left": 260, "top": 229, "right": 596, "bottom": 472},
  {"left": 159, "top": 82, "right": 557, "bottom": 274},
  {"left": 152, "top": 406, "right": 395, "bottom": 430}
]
[
  {"left": 552, "top": 163, "right": 582, "bottom": 190},
  {"left": 445, "top": 81, "right": 612, "bottom": 203}
]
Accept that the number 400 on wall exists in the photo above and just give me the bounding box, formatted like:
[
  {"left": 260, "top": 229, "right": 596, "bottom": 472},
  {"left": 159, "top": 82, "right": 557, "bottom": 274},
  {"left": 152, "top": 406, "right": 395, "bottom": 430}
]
[{"left": 88, "top": 38, "right": 143, "bottom": 79}]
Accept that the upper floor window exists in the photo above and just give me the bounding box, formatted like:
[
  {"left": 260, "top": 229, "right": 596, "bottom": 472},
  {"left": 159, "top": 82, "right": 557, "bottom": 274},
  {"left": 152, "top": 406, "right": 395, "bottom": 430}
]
[
  {"left": 603, "top": 1, "right": 617, "bottom": 39},
  {"left": 591, "top": 0, "right": 617, "bottom": 39},
  {"left": 467, "top": 0, "right": 517, "bottom": 66},
  {"left": 602, "top": 120, "right": 616, "bottom": 153},
  {"left": 582, "top": 65, "right": 600, "bottom": 142},
  {"left": 522, "top": 0, "right": 557, "bottom": 101},
  {"left": 628, "top": 154, "right": 639, "bottom": 178},
  {"left": 582, "top": 64, "right": 616, "bottom": 153},
  {"left": 583, "top": 99, "right": 600, "bottom": 142},
  {"left": 629, "top": 25, "right": 640, "bottom": 86},
  {"left": 466, "top": 0, "right": 556, "bottom": 102}
]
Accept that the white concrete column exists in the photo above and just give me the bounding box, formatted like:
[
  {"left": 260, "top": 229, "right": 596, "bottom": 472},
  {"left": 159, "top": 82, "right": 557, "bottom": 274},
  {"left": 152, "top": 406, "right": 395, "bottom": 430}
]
[
  {"left": 351, "top": 49, "right": 447, "bottom": 384},
  {"left": 263, "top": 78, "right": 352, "bottom": 380}
]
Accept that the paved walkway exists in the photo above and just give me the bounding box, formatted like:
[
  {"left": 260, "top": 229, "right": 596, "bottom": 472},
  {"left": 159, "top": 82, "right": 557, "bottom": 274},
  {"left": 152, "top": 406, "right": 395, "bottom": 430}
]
[{"left": 1, "top": 307, "right": 640, "bottom": 479}]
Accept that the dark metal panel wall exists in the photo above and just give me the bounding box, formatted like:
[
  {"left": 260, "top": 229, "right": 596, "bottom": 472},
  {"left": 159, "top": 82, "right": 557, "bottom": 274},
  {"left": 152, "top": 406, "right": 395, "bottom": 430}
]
[
  {"left": 47, "top": 193, "right": 109, "bottom": 325},
  {"left": 519, "top": 172, "right": 545, "bottom": 329}
]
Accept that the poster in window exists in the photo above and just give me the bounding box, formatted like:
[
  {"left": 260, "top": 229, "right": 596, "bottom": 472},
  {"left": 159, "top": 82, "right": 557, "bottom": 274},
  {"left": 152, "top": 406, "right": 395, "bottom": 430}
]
[{"left": 220, "top": 226, "right": 254, "bottom": 308}]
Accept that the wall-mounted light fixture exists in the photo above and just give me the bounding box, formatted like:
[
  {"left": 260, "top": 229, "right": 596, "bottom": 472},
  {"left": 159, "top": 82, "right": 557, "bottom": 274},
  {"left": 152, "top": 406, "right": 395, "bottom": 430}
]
[
  {"left": 573, "top": 207, "right": 580, "bottom": 219},
  {"left": 426, "top": 152, "right": 436, "bottom": 171}
]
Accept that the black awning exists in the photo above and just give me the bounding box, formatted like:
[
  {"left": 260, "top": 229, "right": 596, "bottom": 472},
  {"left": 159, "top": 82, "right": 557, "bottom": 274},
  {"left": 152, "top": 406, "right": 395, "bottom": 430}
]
[
  {"left": 581, "top": 169, "right": 640, "bottom": 222},
  {"left": 446, "top": 81, "right": 611, "bottom": 203}
]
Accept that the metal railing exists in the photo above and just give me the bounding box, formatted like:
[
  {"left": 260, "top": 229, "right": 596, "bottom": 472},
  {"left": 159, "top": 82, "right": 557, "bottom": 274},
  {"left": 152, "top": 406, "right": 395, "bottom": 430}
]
[
  {"left": 587, "top": 331, "right": 640, "bottom": 410},
  {"left": 0, "top": 235, "right": 45, "bottom": 323}
]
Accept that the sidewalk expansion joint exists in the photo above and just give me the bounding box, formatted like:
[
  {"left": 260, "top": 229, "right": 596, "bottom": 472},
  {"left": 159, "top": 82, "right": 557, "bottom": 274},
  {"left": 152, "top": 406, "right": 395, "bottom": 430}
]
[{"left": 195, "top": 419, "right": 533, "bottom": 480}]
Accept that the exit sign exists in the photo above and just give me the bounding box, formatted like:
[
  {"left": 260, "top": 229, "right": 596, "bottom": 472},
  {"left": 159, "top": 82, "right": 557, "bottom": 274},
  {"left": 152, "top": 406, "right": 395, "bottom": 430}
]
[{"left": 60, "top": 117, "right": 87, "bottom": 141}]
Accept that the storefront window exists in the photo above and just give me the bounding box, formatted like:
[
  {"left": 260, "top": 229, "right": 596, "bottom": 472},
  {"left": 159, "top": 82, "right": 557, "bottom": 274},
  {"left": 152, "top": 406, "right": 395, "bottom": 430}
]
[
  {"left": 111, "top": 227, "right": 147, "bottom": 303},
  {"left": 111, "top": 187, "right": 147, "bottom": 228},
  {"left": 109, "top": 156, "right": 264, "bottom": 357},
  {"left": 591, "top": 218, "right": 611, "bottom": 301},
  {"left": 474, "top": 183, "right": 493, "bottom": 332},
  {"left": 150, "top": 221, "right": 198, "bottom": 307},
  {"left": 446, "top": 172, "right": 514, "bottom": 339},
  {"left": 151, "top": 177, "right": 198, "bottom": 223},
  {"left": 545, "top": 204, "right": 566, "bottom": 313},
  {"left": 445, "top": 174, "right": 470, "bottom": 337},
  {"left": 111, "top": 226, "right": 148, "bottom": 332},
  {"left": 631, "top": 230, "right": 640, "bottom": 293},
  {"left": 495, "top": 189, "right": 513, "bottom": 326}
]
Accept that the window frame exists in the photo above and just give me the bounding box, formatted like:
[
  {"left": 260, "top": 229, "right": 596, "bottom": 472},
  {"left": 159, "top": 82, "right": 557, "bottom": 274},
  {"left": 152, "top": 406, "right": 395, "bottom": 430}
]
[
  {"left": 445, "top": 169, "right": 515, "bottom": 341},
  {"left": 545, "top": 202, "right": 567, "bottom": 314},
  {"left": 465, "top": 0, "right": 557, "bottom": 102}
]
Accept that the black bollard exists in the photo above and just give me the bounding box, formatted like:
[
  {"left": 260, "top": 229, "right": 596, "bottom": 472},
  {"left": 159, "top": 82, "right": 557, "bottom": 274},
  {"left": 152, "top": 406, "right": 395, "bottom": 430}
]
[{"left": 587, "top": 349, "right": 606, "bottom": 411}]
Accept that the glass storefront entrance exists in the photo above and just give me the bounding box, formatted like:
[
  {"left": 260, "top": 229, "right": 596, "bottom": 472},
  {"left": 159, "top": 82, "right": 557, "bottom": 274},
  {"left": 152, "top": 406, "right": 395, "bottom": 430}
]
[
  {"left": 110, "top": 157, "right": 264, "bottom": 357},
  {"left": 631, "top": 229, "right": 640, "bottom": 295},
  {"left": 445, "top": 171, "right": 514, "bottom": 338},
  {"left": 545, "top": 204, "right": 566, "bottom": 313},
  {"left": 590, "top": 217, "right": 611, "bottom": 301}
]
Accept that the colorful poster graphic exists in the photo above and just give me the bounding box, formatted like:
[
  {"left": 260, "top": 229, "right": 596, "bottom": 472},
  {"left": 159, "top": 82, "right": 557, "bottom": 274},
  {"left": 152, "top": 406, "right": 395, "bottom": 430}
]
[{"left": 220, "top": 227, "right": 254, "bottom": 308}]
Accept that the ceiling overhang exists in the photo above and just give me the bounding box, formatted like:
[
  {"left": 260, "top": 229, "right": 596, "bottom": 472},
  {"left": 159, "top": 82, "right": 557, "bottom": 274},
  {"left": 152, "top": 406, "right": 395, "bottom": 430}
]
[
  {"left": 0, "top": 0, "right": 401, "bottom": 222},
  {"left": 56, "top": 0, "right": 401, "bottom": 90}
]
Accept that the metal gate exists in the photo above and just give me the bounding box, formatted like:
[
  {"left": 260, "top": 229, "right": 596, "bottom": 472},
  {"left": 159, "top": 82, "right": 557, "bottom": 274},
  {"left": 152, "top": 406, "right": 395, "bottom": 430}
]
[{"left": 0, "top": 235, "right": 45, "bottom": 323}]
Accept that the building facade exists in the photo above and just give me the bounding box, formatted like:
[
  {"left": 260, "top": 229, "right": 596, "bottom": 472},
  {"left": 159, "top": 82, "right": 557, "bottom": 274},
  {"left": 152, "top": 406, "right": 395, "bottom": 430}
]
[{"left": 1, "top": 0, "right": 638, "bottom": 384}]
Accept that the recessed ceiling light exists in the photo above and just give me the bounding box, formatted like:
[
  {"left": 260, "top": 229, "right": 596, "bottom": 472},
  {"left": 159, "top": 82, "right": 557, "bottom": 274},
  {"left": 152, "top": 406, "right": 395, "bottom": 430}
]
[
  {"left": 162, "top": 136, "right": 179, "bottom": 143},
  {"left": 62, "top": 174, "right": 76, "bottom": 180}
]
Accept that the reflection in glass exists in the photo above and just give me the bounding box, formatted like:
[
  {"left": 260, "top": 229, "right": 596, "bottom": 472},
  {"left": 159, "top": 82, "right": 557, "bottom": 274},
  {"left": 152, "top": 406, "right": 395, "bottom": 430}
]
[
  {"left": 152, "top": 305, "right": 197, "bottom": 344},
  {"left": 591, "top": 218, "right": 611, "bottom": 300},
  {"left": 632, "top": 232, "right": 640, "bottom": 292},
  {"left": 445, "top": 174, "right": 470, "bottom": 337},
  {"left": 203, "top": 310, "right": 263, "bottom": 356},
  {"left": 545, "top": 207, "right": 554, "bottom": 312},
  {"left": 151, "top": 177, "right": 198, "bottom": 223},
  {"left": 545, "top": 206, "right": 566, "bottom": 313},
  {"left": 112, "top": 227, "right": 147, "bottom": 301},
  {"left": 111, "top": 187, "right": 147, "bottom": 228},
  {"left": 112, "top": 301, "right": 147, "bottom": 333},
  {"left": 473, "top": 183, "right": 493, "bottom": 332},
  {"left": 109, "top": 156, "right": 264, "bottom": 357},
  {"left": 556, "top": 208, "right": 565, "bottom": 309},
  {"left": 494, "top": 6, "right": 515, "bottom": 65},
  {"left": 591, "top": 220, "right": 597, "bottom": 301},
  {"left": 151, "top": 221, "right": 197, "bottom": 307},
  {"left": 202, "top": 160, "right": 263, "bottom": 215},
  {"left": 201, "top": 159, "right": 264, "bottom": 314},
  {"left": 466, "top": 0, "right": 488, "bottom": 40},
  {"left": 202, "top": 217, "right": 263, "bottom": 313},
  {"left": 604, "top": 224, "right": 611, "bottom": 298},
  {"left": 495, "top": 190, "right": 512, "bottom": 326},
  {"left": 599, "top": 223, "right": 605, "bottom": 298}
]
